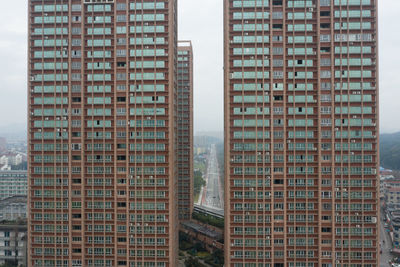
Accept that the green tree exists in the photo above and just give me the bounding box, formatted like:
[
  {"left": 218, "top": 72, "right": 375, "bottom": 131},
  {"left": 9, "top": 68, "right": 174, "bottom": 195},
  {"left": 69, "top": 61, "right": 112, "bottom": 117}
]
[
  {"left": 184, "top": 256, "right": 206, "bottom": 267},
  {"left": 194, "top": 170, "right": 205, "bottom": 195}
]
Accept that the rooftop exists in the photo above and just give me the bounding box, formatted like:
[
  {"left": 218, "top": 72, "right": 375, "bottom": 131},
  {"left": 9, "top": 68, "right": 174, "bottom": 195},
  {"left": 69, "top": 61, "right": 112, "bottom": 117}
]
[{"left": 181, "top": 221, "right": 223, "bottom": 240}]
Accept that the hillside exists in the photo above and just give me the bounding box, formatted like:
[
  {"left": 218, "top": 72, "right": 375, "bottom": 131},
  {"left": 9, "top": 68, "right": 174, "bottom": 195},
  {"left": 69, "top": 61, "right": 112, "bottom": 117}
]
[{"left": 380, "top": 132, "right": 400, "bottom": 170}]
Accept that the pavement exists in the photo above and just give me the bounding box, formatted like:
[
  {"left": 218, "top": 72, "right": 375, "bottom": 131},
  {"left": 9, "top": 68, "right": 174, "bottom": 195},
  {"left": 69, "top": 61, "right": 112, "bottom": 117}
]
[{"left": 200, "top": 144, "right": 223, "bottom": 210}]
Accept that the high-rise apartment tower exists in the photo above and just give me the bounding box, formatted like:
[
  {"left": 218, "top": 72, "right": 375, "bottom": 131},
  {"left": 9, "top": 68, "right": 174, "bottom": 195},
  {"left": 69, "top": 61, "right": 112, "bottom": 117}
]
[
  {"left": 177, "top": 41, "right": 194, "bottom": 221},
  {"left": 28, "top": 1, "right": 178, "bottom": 266},
  {"left": 224, "top": 0, "right": 379, "bottom": 266}
]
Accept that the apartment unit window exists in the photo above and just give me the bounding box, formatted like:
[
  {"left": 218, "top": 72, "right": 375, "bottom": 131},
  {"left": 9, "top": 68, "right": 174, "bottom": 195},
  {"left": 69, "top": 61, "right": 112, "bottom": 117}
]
[
  {"left": 117, "top": 38, "right": 126, "bottom": 45},
  {"left": 320, "top": 11, "right": 330, "bottom": 17},
  {"left": 320, "top": 0, "right": 331, "bottom": 6},
  {"left": 116, "top": 15, "right": 126, "bottom": 22},
  {"left": 273, "top": 59, "right": 283, "bottom": 67},
  {"left": 321, "top": 59, "right": 331, "bottom": 66},
  {"left": 72, "top": 28, "right": 81, "bottom": 34},
  {"left": 116, "top": 3, "right": 126, "bottom": 10},
  {"left": 321, "top": 82, "right": 331, "bottom": 90},
  {"left": 71, "top": 4, "right": 81, "bottom": 11},
  {"left": 321, "top": 95, "right": 331, "bottom": 102}
]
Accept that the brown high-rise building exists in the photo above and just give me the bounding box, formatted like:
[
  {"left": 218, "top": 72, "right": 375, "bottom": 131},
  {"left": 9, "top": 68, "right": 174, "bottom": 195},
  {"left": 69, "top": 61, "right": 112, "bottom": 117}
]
[
  {"left": 224, "top": 0, "right": 379, "bottom": 266},
  {"left": 28, "top": 1, "right": 178, "bottom": 266},
  {"left": 177, "top": 41, "right": 194, "bottom": 221}
]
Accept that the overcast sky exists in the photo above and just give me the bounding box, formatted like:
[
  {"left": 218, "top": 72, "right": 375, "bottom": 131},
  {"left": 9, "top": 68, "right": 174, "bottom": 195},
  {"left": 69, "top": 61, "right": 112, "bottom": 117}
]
[{"left": 0, "top": 0, "right": 398, "bottom": 134}]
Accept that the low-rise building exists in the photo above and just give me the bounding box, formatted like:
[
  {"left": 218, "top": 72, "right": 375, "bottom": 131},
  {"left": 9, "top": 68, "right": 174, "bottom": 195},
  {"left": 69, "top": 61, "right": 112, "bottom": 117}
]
[
  {"left": 387, "top": 188, "right": 400, "bottom": 211},
  {"left": 0, "top": 171, "right": 27, "bottom": 200},
  {"left": 180, "top": 220, "right": 223, "bottom": 252},
  {"left": 0, "top": 221, "right": 27, "bottom": 267},
  {"left": 0, "top": 196, "right": 27, "bottom": 221}
]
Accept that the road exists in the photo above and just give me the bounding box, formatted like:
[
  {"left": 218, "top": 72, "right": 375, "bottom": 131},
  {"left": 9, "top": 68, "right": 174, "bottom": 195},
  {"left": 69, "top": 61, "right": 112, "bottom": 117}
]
[
  {"left": 381, "top": 216, "right": 392, "bottom": 266},
  {"left": 200, "top": 144, "right": 224, "bottom": 210}
]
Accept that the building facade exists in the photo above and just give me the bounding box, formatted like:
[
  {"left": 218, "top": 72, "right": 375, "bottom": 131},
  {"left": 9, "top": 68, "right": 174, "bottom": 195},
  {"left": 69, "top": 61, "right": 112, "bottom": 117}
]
[
  {"left": 224, "top": 0, "right": 379, "bottom": 266},
  {"left": 0, "top": 223, "right": 27, "bottom": 267},
  {"left": 28, "top": 1, "right": 178, "bottom": 266},
  {"left": 177, "top": 41, "right": 194, "bottom": 221},
  {"left": 0, "top": 196, "right": 27, "bottom": 221},
  {"left": 0, "top": 171, "right": 27, "bottom": 200}
]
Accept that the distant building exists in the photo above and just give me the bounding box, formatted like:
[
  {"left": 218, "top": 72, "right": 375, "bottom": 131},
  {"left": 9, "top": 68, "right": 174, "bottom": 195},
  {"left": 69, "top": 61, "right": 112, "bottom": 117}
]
[
  {"left": 0, "top": 221, "right": 27, "bottom": 267},
  {"left": 0, "top": 156, "right": 8, "bottom": 166},
  {"left": 9, "top": 154, "right": 23, "bottom": 166},
  {"left": 392, "top": 217, "right": 400, "bottom": 251},
  {"left": 0, "top": 196, "right": 27, "bottom": 221},
  {"left": 0, "top": 154, "right": 23, "bottom": 167},
  {"left": 0, "top": 171, "right": 27, "bottom": 200},
  {"left": 177, "top": 41, "right": 194, "bottom": 221},
  {"left": 0, "top": 138, "right": 6, "bottom": 152},
  {"left": 0, "top": 164, "right": 10, "bottom": 171},
  {"left": 387, "top": 188, "right": 400, "bottom": 211}
]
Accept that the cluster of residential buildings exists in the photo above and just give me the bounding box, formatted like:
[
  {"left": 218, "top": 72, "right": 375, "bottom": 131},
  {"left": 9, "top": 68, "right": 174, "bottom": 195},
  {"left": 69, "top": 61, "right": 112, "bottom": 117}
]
[
  {"left": 0, "top": 137, "right": 27, "bottom": 171},
  {"left": 0, "top": 170, "right": 27, "bottom": 266},
  {"left": 381, "top": 169, "right": 400, "bottom": 254},
  {"left": 25, "top": 0, "right": 379, "bottom": 266},
  {"left": 0, "top": 140, "right": 28, "bottom": 266}
]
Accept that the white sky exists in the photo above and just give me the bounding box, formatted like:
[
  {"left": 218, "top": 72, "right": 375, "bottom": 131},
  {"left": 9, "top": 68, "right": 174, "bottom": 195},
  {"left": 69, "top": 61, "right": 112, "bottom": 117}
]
[{"left": 0, "top": 0, "right": 398, "bottom": 134}]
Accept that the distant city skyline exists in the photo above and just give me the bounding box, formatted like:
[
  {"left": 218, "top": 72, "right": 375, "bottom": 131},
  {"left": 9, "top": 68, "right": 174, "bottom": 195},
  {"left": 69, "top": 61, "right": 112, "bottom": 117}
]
[{"left": 0, "top": 0, "right": 399, "bottom": 133}]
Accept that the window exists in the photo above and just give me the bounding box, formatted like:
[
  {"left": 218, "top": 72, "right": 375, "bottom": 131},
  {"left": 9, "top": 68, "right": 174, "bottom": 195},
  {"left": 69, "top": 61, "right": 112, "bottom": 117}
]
[
  {"left": 320, "top": 0, "right": 331, "bottom": 6},
  {"left": 320, "top": 58, "right": 331, "bottom": 66},
  {"left": 321, "top": 47, "right": 330, "bottom": 53},
  {"left": 71, "top": 4, "right": 81, "bottom": 11},
  {"left": 72, "top": 28, "right": 81, "bottom": 34},
  {"left": 116, "top": 3, "right": 126, "bottom": 10},
  {"left": 116, "top": 15, "right": 126, "bottom": 22},
  {"left": 320, "top": 11, "right": 330, "bottom": 16},
  {"left": 117, "top": 38, "right": 126, "bottom": 45}
]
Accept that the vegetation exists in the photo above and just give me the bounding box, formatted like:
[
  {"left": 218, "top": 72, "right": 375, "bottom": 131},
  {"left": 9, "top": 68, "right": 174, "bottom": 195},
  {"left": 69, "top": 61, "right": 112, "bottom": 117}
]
[
  {"left": 179, "top": 231, "right": 224, "bottom": 267},
  {"left": 184, "top": 256, "right": 207, "bottom": 267},
  {"left": 204, "top": 249, "right": 224, "bottom": 267},
  {"left": 179, "top": 232, "right": 194, "bottom": 251},
  {"left": 380, "top": 132, "right": 400, "bottom": 170},
  {"left": 215, "top": 142, "right": 224, "bottom": 188},
  {"left": 194, "top": 170, "right": 206, "bottom": 197},
  {"left": 192, "top": 211, "right": 224, "bottom": 229},
  {"left": 194, "top": 160, "right": 207, "bottom": 173}
]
